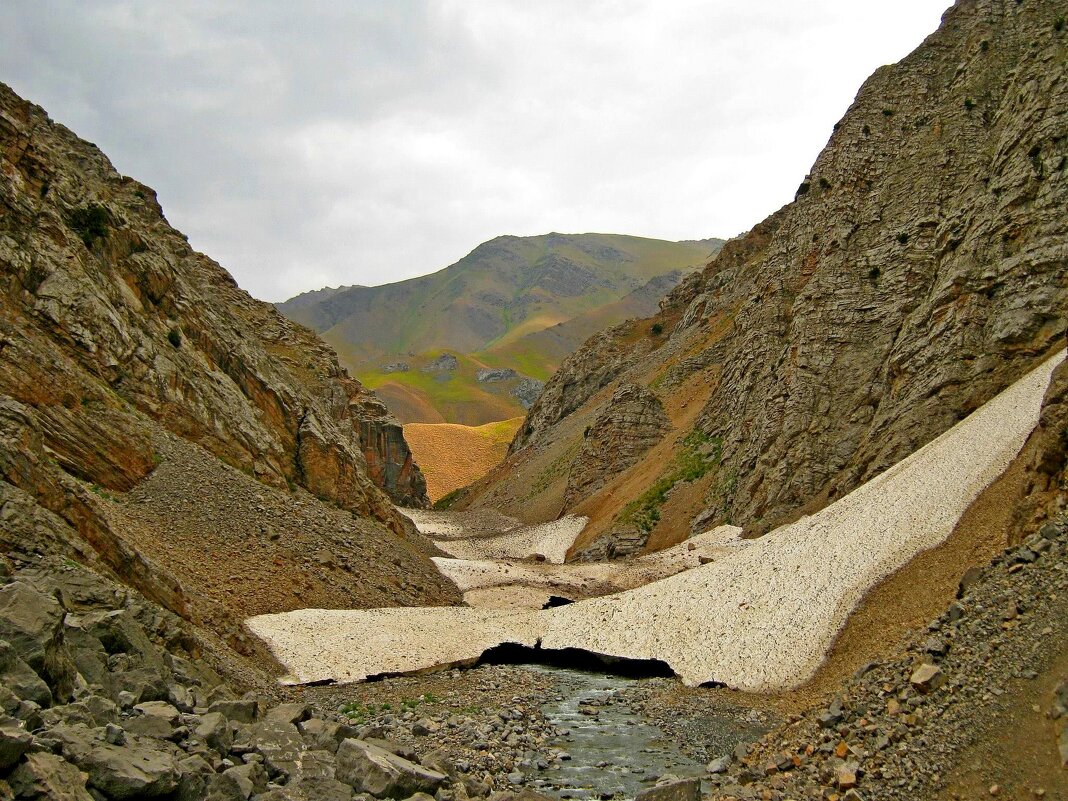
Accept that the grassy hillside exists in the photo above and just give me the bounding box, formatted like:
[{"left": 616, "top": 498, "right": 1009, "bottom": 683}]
[
  {"left": 280, "top": 233, "right": 723, "bottom": 422},
  {"left": 403, "top": 417, "right": 524, "bottom": 501}
]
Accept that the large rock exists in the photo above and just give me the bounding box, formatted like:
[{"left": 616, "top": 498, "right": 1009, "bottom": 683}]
[
  {"left": 0, "top": 715, "right": 33, "bottom": 769},
  {"left": 50, "top": 723, "right": 181, "bottom": 799},
  {"left": 0, "top": 638, "right": 51, "bottom": 707},
  {"left": 564, "top": 383, "right": 672, "bottom": 509},
  {"left": 335, "top": 738, "right": 446, "bottom": 799},
  {"left": 8, "top": 751, "right": 96, "bottom": 801},
  {"left": 635, "top": 777, "right": 702, "bottom": 801}
]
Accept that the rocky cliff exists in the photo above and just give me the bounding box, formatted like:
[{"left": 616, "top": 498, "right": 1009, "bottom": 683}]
[
  {"left": 0, "top": 82, "right": 427, "bottom": 514},
  {"left": 465, "top": 0, "right": 1068, "bottom": 557},
  {"left": 0, "top": 82, "right": 459, "bottom": 649}
]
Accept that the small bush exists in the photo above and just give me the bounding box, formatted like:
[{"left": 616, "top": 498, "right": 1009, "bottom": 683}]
[
  {"left": 650, "top": 322, "right": 664, "bottom": 336},
  {"left": 69, "top": 204, "right": 108, "bottom": 248},
  {"left": 964, "top": 98, "right": 975, "bottom": 111},
  {"left": 1055, "top": 16, "right": 1065, "bottom": 32},
  {"left": 882, "top": 108, "right": 894, "bottom": 117},
  {"left": 167, "top": 328, "right": 182, "bottom": 348},
  {"left": 795, "top": 181, "right": 811, "bottom": 197},
  {"left": 897, "top": 232, "right": 910, "bottom": 245},
  {"left": 868, "top": 266, "right": 882, "bottom": 281}
]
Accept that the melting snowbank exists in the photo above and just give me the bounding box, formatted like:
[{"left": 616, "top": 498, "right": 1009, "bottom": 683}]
[{"left": 248, "top": 351, "right": 1063, "bottom": 691}]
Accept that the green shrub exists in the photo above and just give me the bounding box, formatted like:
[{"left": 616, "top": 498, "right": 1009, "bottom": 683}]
[
  {"left": 619, "top": 430, "right": 722, "bottom": 533},
  {"left": 167, "top": 328, "right": 182, "bottom": 348},
  {"left": 69, "top": 204, "right": 109, "bottom": 248},
  {"left": 650, "top": 322, "right": 664, "bottom": 336}
]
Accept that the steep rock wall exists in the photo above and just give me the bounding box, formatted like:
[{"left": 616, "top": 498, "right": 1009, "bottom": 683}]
[
  {"left": 486, "top": 0, "right": 1068, "bottom": 541},
  {"left": 0, "top": 83, "right": 428, "bottom": 526}
]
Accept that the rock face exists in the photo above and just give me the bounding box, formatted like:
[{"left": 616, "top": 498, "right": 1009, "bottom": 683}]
[
  {"left": 564, "top": 384, "right": 672, "bottom": 509},
  {"left": 480, "top": 0, "right": 1068, "bottom": 543},
  {"left": 0, "top": 81, "right": 427, "bottom": 515},
  {"left": 0, "top": 83, "right": 460, "bottom": 648}
]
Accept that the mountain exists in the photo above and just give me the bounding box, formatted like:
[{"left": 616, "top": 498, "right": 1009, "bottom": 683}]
[
  {"left": 278, "top": 234, "right": 723, "bottom": 424},
  {"left": 0, "top": 81, "right": 460, "bottom": 656},
  {"left": 456, "top": 0, "right": 1068, "bottom": 561}
]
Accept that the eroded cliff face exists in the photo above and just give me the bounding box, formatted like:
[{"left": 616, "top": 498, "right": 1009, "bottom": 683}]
[
  {"left": 0, "top": 82, "right": 427, "bottom": 519},
  {"left": 467, "top": 0, "right": 1068, "bottom": 555},
  {"left": 0, "top": 83, "right": 459, "bottom": 650}
]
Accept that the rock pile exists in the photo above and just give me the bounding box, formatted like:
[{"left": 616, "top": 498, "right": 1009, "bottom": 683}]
[{"left": 0, "top": 560, "right": 555, "bottom": 801}]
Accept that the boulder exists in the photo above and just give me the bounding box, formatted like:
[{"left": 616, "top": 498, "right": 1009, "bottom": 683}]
[
  {"left": 194, "top": 711, "right": 233, "bottom": 755},
  {"left": 0, "top": 639, "right": 52, "bottom": 707},
  {"left": 8, "top": 752, "right": 95, "bottom": 801},
  {"left": 209, "top": 698, "right": 258, "bottom": 724},
  {"left": 0, "top": 715, "right": 32, "bottom": 769},
  {"left": 50, "top": 723, "right": 181, "bottom": 799},
  {"left": 241, "top": 718, "right": 304, "bottom": 780},
  {"left": 336, "top": 738, "right": 446, "bottom": 799},
  {"left": 635, "top": 777, "right": 702, "bottom": 801}
]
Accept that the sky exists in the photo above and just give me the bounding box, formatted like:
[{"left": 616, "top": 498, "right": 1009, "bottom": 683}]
[{"left": 1, "top": 1, "right": 950, "bottom": 303}]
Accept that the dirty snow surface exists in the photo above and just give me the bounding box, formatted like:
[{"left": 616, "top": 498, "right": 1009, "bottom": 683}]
[{"left": 247, "top": 350, "right": 1064, "bottom": 691}]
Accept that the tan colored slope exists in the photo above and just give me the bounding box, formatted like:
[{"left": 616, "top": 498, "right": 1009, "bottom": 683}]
[
  {"left": 247, "top": 350, "right": 1063, "bottom": 690},
  {"left": 403, "top": 418, "right": 523, "bottom": 501}
]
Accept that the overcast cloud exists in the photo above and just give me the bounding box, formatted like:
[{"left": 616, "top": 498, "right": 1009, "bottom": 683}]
[{"left": 2, "top": 1, "right": 949, "bottom": 302}]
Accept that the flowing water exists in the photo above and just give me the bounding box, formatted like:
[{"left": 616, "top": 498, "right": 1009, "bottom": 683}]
[{"left": 522, "top": 666, "right": 708, "bottom": 800}]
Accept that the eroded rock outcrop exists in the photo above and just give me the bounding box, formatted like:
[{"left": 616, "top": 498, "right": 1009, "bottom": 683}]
[
  {"left": 564, "top": 384, "right": 672, "bottom": 509},
  {"left": 0, "top": 81, "right": 427, "bottom": 517}
]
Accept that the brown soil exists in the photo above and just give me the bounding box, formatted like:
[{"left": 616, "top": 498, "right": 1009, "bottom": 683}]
[
  {"left": 936, "top": 644, "right": 1068, "bottom": 800},
  {"left": 98, "top": 433, "right": 460, "bottom": 650},
  {"left": 404, "top": 418, "right": 523, "bottom": 501}
]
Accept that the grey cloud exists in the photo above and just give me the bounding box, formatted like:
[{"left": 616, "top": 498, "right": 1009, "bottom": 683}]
[{"left": 1, "top": 0, "right": 948, "bottom": 301}]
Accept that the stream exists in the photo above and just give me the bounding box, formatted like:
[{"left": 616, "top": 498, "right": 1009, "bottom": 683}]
[{"left": 521, "top": 666, "right": 709, "bottom": 800}]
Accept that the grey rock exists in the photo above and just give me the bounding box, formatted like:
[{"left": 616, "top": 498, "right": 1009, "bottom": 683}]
[
  {"left": 476, "top": 369, "right": 518, "bottom": 383},
  {"left": 241, "top": 718, "right": 304, "bottom": 780},
  {"left": 635, "top": 777, "right": 702, "bottom": 801},
  {"left": 364, "top": 737, "right": 420, "bottom": 763},
  {"left": 51, "top": 723, "right": 181, "bottom": 799},
  {"left": 210, "top": 698, "right": 259, "bottom": 724},
  {"left": 336, "top": 738, "right": 446, "bottom": 799},
  {"left": 8, "top": 751, "right": 95, "bottom": 801},
  {"left": 224, "top": 761, "right": 269, "bottom": 798},
  {"left": 0, "top": 715, "right": 33, "bottom": 769},
  {"left": 265, "top": 702, "right": 310, "bottom": 726},
  {"left": 194, "top": 711, "right": 233, "bottom": 755},
  {"left": 0, "top": 638, "right": 52, "bottom": 707},
  {"left": 422, "top": 354, "right": 459, "bottom": 373},
  {"left": 707, "top": 755, "right": 731, "bottom": 774}
]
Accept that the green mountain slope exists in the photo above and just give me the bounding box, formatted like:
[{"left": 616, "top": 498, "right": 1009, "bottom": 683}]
[{"left": 279, "top": 233, "right": 723, "bottom": 423}]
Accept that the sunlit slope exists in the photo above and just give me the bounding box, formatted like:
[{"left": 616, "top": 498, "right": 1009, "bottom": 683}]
[
  {"left": 280, "top": 233, "right": 722, "bottom": 423},
  {"left": 403, "top": 417, "right": 525, "bottom": 501}
]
